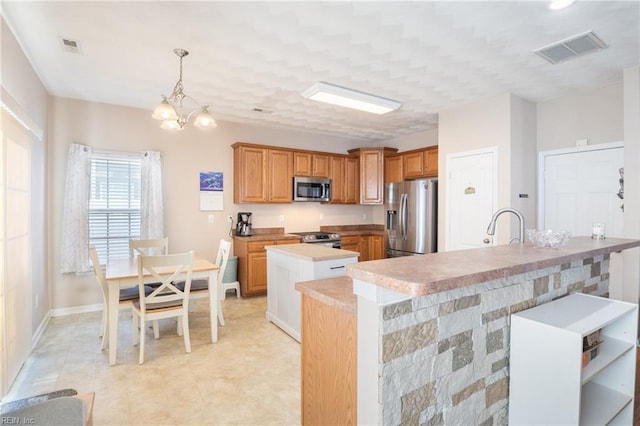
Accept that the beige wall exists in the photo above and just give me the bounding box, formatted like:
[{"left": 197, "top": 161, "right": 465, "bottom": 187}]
[
  {"left": 1, "top": 17, "right": 50, "bottom": 333},
  {"left": 509, "top": 95, "right": 537, "bottom": 236},
  {"left": 49, "top": 97, "right": 388, "bottom": 310},
  {"left": 537, "top": 83, "right": 623, "bottom": 152},
  {"left": 437, "top": 93, "right": 513, "bottom": 248}
]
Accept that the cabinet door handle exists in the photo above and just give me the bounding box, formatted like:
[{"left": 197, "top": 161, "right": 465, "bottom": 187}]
[{"left": 330, "top": 265, "right": 345, "bottom": 270}]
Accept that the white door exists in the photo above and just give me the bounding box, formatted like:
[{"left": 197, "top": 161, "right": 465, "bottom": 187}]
[
  {"left": 446, "top": 148, "right": 497, "bottom": 251},
  {"left": 1, "top": 111, "right": 33, "bottom": 397},
  {"left": 540, "top": 143, "right": 624, "bottom": 238}
]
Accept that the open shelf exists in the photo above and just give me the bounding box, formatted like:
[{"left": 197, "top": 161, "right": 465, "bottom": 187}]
[
  {"left": 581, "top": 337, "right": 634, "bottom": 384},
  {"left": 580, "top": 381, "right": 631, "bottom": 425}
]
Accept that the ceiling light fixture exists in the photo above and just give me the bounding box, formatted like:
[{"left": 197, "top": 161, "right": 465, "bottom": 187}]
[
  {"left": 152, "top": 48, "right": 216, "bottom": 130},
  {"left": 548, "top": 0, "right": 577, "bottom": 10},
  {"left": 302, "top": 82, "right": 401, "bottom": 115}
]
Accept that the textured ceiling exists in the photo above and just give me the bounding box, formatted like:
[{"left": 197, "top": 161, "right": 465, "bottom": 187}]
[{"left": 2, "top": 1, "right": 638, "bottom": 142}]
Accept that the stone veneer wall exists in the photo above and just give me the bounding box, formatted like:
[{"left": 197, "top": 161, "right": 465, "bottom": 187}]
[{"left": 378, "top": 254, "right": 610, "bottom": 425}]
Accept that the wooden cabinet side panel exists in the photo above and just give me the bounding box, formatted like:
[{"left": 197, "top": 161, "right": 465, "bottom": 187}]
[
  {"left": 268, "top": 150, "right": 293, "bottom": 202},
  {"left": 301, "top": 295, "right": 357, "bottom": 425}
]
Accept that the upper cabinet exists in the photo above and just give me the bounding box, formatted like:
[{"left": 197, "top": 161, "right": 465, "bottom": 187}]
[
  {"left": 328, "top": 155, "right": 359, "bottom": 204},
  {"left": 233, "top": 142, "right": 435, "bottom": 204},
  {"left": 384, "top": 146, "right": 438, "bottom": 184},
  {"left": 349, "top": 147, "right": 398, "bottom": 204},
  {"left": 384, "top": 155, "right": 403, "bottom": 184},
  {"left": 233, "top": 143, "right": 293, "bottom": 203},
  {"left": 293, "top": 152, "right": 330, "bottom": 178}
]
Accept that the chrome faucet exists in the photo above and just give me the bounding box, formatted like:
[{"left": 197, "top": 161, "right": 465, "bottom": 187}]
[{"left": 486, "top": 208, "right": 525, "bottom": 244}]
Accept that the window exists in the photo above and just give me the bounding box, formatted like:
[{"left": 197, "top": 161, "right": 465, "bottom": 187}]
[{"left": 89, "top": 152, "right": 141, "bottom": 264}]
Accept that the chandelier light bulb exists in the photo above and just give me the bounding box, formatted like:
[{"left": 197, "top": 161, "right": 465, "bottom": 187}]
[{"left": 152, "top": 48, "right": 215, "bottom": 130}]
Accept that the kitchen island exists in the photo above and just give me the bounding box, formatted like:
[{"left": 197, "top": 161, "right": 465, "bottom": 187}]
[
  {"left": 297, "top": 237, "right": 640, "bottom": 425},
  {"left": 265, "top": 243, "right": 358, "bottom": 341}
]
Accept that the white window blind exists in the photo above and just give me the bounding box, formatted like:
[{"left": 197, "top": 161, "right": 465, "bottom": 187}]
[{"left": 89, "top": 152, "right": 141, "bottom": 264}]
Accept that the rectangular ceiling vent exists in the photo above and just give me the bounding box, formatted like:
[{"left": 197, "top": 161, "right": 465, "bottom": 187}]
[
  {"left": 534, "top": 31, "right": 607, "bottom": 64},
  {"left": 58, "top": 36, "right": 82, "bottom": 54}
]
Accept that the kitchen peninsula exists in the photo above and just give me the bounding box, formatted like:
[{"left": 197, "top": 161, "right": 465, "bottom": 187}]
[{"left": 297, "top": 237, "right": 640, "bottom": 425}]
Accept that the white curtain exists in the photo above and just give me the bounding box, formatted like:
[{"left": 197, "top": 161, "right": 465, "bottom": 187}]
[
  {"left": 141, "top": 151, "right": 164, "bottom": 241},
  {"left": 60, "top": 143, "right": 92, "bottom": 273}
]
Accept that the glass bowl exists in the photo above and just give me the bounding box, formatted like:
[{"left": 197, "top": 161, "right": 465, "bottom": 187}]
[{"left": 526, "top": 229, "right": 572, "bottom": 248}]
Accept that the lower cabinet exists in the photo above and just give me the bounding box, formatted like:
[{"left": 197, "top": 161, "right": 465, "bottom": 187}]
[
  {"left": 342, "top": 234, "right": 384, "bottom": 262},
  {"left": 509, "top": 293, "right": 637, "bottom": 425},
  {"left": 301, "top": 286, "right": 357, "bottom": 425},
  {"left": 234, "top": 237, "right": 298, "bottom": 297}
]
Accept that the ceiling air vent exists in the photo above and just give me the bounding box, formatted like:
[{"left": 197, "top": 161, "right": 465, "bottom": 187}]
[
  {"left": 534, "top": 31, "right": 607, "bottom": 64},
  {"left": 58, "top": 36, "right": 82, "bottom": 54}
]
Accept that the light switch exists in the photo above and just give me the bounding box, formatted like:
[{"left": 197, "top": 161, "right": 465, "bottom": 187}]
[{"left": 208, "top": 214, "right": 215, "bottom": 223}]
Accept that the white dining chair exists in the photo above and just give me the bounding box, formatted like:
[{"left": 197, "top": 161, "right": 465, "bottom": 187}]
[
  {"left": 129, "top": 237, "right": 169, "bottom": 257},
  {"left": 132, "top": 251, "right": 194, "bottom": 364},
  {"left": 89, "top": 246, "right": 153, "bottom": 350},
  {"left": 177, "top": 239, "right": 232, "bottom": 326}
]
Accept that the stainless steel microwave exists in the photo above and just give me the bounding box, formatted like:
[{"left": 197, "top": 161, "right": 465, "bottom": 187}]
[{"left": 293, "top": 177, "right": 331, "bottom": 202}]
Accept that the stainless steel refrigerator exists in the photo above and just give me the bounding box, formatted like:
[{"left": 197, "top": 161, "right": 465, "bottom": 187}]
[{"left": 385, "top": 178, "right": 437, "bottom": 257}]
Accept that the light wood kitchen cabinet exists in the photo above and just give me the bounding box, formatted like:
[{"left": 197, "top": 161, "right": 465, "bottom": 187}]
[
  {"left": 348, "top": 147, "right": 398, "bottom": 204},
  {"left": 423, "top": 147, "right": 438, "bottom": 176},
  {"left": 358, "top": 235, "right": 385, "bottom": 261},
  {"left": 233, "top": 143, "right": 293, "bottom": 203},
  {"left": 235, "top": 237, "right": 299, "bottom": 297},
  {"left": 328, "top": 155, "right": 359, "bottom": 204},
  {"left": 294, "top": 152, "right": 330, "bottom": 178},
  {"left": 403, "top": 150, "right": 424, "bottom": 179},
  {"left": 385, "top": 155, "right": 403, "bottom": 184},
  {"left": 340, "top": 235, "right": 360, "bottom": 254},
  {"left": 301, "top": 284, "right": 357, "bottom": 425},
  {"left": 403, "top": 146, "right": 438, "bottom": 179},
  {"left": 341, "top": 234, "right": 384, "bottom": 261},
  {"left": 369, "top": 235, "right": 384, "bottom": 260}
]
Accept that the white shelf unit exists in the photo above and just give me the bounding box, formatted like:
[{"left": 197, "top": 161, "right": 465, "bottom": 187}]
[{"left": 509, "top": 293, "right": 637, "bottom": 426}]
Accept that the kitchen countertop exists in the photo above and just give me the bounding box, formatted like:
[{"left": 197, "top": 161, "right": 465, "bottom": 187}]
[
  {"left": 232, "top": 227, "right": 300, "bottom": 242},
  {"left": 266, "top": 243, "right": 359, "bottom": 261},
  {"left": 295, "top": 276, "right": 356, "bottom": 316},
  {"left": 347, "top": 237, "right": 640, "bottom": 297},
  {"left": 321, "top": 224, "right": 384, "bottom": 236}
]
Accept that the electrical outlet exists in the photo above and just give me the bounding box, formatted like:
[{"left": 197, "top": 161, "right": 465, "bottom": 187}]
[
  {"left": 227, "top": 215, "right": 233, "bottom": 223},
  {"left": 279, "top": 215, "right": 285, "bottom": 223}
]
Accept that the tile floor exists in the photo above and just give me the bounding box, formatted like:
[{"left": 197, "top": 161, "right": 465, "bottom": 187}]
[{"left": 3, "top": 296, "right": 300, "bottom": 425}]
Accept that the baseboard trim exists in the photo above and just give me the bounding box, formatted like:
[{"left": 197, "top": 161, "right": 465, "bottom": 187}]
[
  {"left": 49, "top": 303, "right": 103, "bottom": 318},
  {"left": 31, "top": 312, "right": 51, "bottom": 349}
]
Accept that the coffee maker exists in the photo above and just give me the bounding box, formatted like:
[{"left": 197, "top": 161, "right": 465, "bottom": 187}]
[{"left": 236, "top": 212, "right": 253, "bottom": 236}]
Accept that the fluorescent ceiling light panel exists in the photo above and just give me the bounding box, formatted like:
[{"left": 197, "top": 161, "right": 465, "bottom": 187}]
[{"left": 302, "top": 82, "right": 401, "bottom": 114}]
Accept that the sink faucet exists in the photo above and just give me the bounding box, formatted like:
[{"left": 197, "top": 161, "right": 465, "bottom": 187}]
[{"left": 486, "top": 208, "right": 525, "bottom": 244}]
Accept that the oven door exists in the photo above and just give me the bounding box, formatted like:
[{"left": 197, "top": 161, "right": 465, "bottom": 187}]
[{"left": 307, "top": 241, "right": 341, "bottom": 249}]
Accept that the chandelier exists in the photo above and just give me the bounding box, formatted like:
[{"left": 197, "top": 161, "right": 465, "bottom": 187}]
[{"left": 152, "top": 48, "right": 217, "bottom": 130}]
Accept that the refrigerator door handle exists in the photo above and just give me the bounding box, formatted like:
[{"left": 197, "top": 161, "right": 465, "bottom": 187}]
[{"left": 400, "top": 193, "right": 408, "bottom": 240}]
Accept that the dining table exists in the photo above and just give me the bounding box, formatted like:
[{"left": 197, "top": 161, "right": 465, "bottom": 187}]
[{"left": 104, "top": 255, "right": 219, "bottom": 366}]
